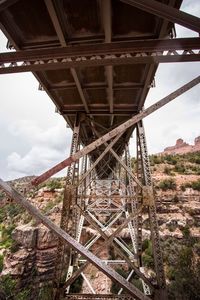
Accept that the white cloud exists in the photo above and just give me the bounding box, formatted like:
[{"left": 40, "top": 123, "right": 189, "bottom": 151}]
[{"left": 6, "top": 120, "right": 72, "bottom": 179}]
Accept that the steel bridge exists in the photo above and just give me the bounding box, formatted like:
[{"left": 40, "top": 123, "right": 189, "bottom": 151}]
[{"left": 0, "top": 1, "right": 200, "bottom": 299}]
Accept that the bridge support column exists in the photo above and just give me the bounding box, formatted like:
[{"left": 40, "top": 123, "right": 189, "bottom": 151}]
[
  {"left": 54, "top": 114, "right": 81, "bottom": 299},
  {"left": 136, "top": 120, "right": 168, "bottom": 299}
]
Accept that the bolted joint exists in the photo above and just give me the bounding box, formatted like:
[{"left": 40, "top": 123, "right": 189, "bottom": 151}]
[{"left": 142, "top": 186, "right": 154, "bottom": 207}]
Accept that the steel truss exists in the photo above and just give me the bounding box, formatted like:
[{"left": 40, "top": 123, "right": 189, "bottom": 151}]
[
  {"left": 0, "top": 37, "right": 200, "bottom": 74},
  {"left": 0, "top": 76, "right": 199, "bottom": 299},
  {"left": 31, "top": 75, "right": 200, "bottom": 186},
  {"left": 0, "top": 123, "right": 166, "bottom": 300}
]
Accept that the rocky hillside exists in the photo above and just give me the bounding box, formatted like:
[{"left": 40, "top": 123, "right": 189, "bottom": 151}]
[{"left": 0, "top": 152, "right": 200, "bottom": 299}]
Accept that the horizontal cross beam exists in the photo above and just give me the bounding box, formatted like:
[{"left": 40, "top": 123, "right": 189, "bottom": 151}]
[
  {"left": 0, "top": 178, "right": 149, "bottom": 300},
  {"left": 121, "top": 0, "right": 200, "bottom": 33},
  {"left": 0, "top": 38, "right": 199, "bottom": 74},
  {"left": 31, "top": 75, "right": 200, "bottom": 186}
]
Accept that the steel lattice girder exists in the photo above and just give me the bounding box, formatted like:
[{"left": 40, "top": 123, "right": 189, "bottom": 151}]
[
  {"left": 120, "top": 0, "right": 200, "bottom": 33},
  {"left": 31, "top": 76, "right": 200, "bottom": 186},
  {"left": 0, "top": 38, "right": 200, "bottom": 74},
  {"left": 0, "top": 178, "right": 150, "bottom": 300}
]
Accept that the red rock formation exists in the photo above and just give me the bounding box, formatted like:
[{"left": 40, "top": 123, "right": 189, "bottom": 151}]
[{"left": 163, "top": 136, "right": 200, "bottom": 155}]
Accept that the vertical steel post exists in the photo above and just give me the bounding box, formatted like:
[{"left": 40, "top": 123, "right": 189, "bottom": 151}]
[
  {"left": 54, "top": 115, "right": 81, "bottom": 299},
  {"left": 137, "top": 120, "right": 167, "bottom": 299}
]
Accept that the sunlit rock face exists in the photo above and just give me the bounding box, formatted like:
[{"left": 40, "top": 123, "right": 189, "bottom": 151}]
[
  {"left": 2, "top": 225, "right": 58, "bottom": 288},
  {"left": 163, "top": 136, "right": 200, "bottom": 155}
]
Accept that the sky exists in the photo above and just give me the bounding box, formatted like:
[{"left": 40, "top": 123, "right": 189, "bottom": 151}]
[{"left": 0, "top": 0, "right": 200, "bottom": 180}]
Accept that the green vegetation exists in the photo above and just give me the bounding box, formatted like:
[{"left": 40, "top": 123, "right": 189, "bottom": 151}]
[
  {"left": 158, "top": 178, "right": 176, "bottom": 191},
  {"left": 0, "top": 254, "right": 3, "bottom": 273},
  {"left": 0, "top": 275, "right": 32, "bottom": 300},
  {"left": 149, "top": 152, "right": 200, "bottom": 175},
  {"left": 166, "top": 227, "right": 200, "bottom": 300},
  {"left": 181, "top": 179, "right": 200, "bottom": 191},
  {"left": 69, "top": 275, "right": 84, "bottom": 293},
  {"left": 0, "top": 191, "right": 5, "bottom": 200},
  {"left": 111, "top": 268, "right": 143, "bottom": 294},
  {"left": 164, "top": 166, "right": 174, "bottom": 176},
  {"left": 142, "top": 239, "right": 154, "bottom": 268},
  {"left": 110, "top": 268, "right": 128, "bottom": 294},
  {"left": 0, "top": 203, "right": 24, "bottom": 223},
  {"left": 0, "top": 274, "right": 16, "bottom": 298},
  {"left": 46, "top": 178, "right": 63, "bottom": 191},
  {"left": 37, "top": 286, "right": 54, "bottom": 300},
  {"left": 0, "top": 224, "right": 16, "bottom": 250},
  {"left": 42, "top": 194, "right": 63, "bottom": 215}
]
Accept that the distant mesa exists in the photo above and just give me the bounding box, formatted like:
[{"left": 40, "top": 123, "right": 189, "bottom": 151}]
[{"left": 163, "top": 136, "right": 200, "bottom": 155}]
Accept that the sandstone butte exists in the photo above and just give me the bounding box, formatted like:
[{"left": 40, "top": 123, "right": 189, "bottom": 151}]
[{"left": 162, "top": 136, "right": 200, "bottom": 155}]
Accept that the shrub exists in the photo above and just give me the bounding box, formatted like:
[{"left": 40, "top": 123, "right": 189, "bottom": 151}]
[
  {"left": 37, "top": 286, "right": 54, "bottom": 300},
  {"left": 17, "top": 288, "right": 31, "bottom": 300},
  {"left": 181, "top": 179, "right": 200, "bottom": 192},
  {"left": 191, "top": 179, "right": 200, "bottom": 191},
  {"left": 174, "top": 163, "right": 186, "bottom": 174},
  {"left": 46, "top": 179, "right": 62, "bottom": 191},
  {"left": 0, "top": 254, "right": 3, "bottom": 273},
  {"left": 172, "top": 194, "right": 179, "bottom": 203},
  {"left": 111, "top": 268, "right": 128, "bottom": 294},
  {"left": 158, "top": 178, "right": 176, "bottom": 191},
  {"left": 142, "top": 240, "right": 154, "bottom": 268},
  {"left": 69, "top": 275, "right": 83, "bottom": 293},
  {"left": 164, "top": 166, "right": 172, "bottom": 175},
  {"left": 0, "top": 203, "right": 24, "bottom": 223},
  {"left": 165, "top": 155, "right": 178, "bottom": 165},
  {"left": 0, "top": 224, "right": 16, "bottom": 249},
  {"left": 0, "top": 275, "right": 16, "bottom": 298},
  {"left": 149, "top": 155, "right": 163, "bottom": 165},
  {"left": 166, "top": 266, "right": 176, "bottom": 281}
]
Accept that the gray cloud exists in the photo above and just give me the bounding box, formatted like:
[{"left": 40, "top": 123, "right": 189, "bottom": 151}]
[{"left": 6, "top": 119, "right": 72, "bottom": 179}]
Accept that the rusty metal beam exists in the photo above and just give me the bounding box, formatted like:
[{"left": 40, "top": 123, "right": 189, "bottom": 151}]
[
  {"left": 0, "top": 37, "right": 199, "bottom": 66},
  {"left": 61, "top": 112, "right": 136, "bottom": 117},
  {"left": 44, "top": 0, "right": 90, "bottom": 114},
  {"left": 0, "top": 0, "right": 19, "bottom": 12},
  {"left": 120, "top": 0, "right": 200, "bottom": 33},
  {"left": 101, "top": 0, "right": 114, "bottom": 125},
  {"left": 1, "top": 37, "right": 199, "bottom": 61},
  {"left": 0, "top": 179, "right": 150, "bottom": 300},
  {"left": 31, "top": 75, "right": 200, "bottom": 186},
  {"left": 44, "top": 0, "right": 66, "bottom": 46},
  {"left": 1, "top": 52, "right": 199, "bottom": 74},
  {"left": 50, "top": 82, "right": 144, "bottom": 91}
]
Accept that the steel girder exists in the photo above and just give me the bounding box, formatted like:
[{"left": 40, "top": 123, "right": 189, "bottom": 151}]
[
  {"left": 54, "top": 116, "right": 81, "bottom": 297},
  {"left": 120, "top": 0, "right": 200, "bottom": 33},
  {"left": 0, "top": 38, "right": 200, "bottom": 74},
  {"left": 137, "top": 121, "right": 167, "bottom": 298}
]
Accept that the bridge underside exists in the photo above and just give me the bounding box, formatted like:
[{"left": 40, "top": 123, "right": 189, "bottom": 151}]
[{"left": 0, "top": 0, "right": 200, "bottom": 299}]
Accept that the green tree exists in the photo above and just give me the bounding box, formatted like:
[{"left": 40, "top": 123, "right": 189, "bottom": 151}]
[{"left": 168, "top": 228, "right": 200, "bottom": 300}]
